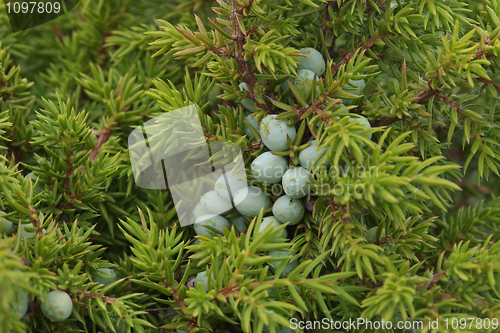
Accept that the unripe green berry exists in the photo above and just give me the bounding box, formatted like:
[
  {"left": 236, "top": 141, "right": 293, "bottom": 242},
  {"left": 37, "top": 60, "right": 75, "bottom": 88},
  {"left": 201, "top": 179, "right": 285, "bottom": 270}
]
[
  {"left": 297, "top": 47, "right": 326, "bottom": 76},
  {"left": 272, "top": 195, "right": 305, "bottom": 225},
  {"left": 41, "top": 290, "right": 73, "bottom": 322},
  {"left": 260, "top": 115, "right": 296, "bottom": 151},
  {"left": 282, "top": 167, "right": 310, "bottom": 199},
  {"left": 233, "top": 186, "right": 271, "bottom": 217},
  {"left": 251, "top": 152, "right": 288, "bottom": 184}
]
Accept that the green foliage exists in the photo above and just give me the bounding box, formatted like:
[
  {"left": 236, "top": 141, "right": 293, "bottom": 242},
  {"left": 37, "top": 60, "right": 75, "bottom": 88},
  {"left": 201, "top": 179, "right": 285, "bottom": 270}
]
[{"left": 1, "top": 0, "right": 500, "bottom": 332}]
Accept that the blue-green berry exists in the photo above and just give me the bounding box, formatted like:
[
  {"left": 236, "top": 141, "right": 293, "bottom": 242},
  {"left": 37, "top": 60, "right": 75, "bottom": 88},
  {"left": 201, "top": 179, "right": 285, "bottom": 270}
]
[
  {"left": 18, "top": 224, "right": 46, "bottom": 240},
  {"left": 282, "top": 167, "right": 310, "bottom": 199},
  {"left": 0, "top": 211, "right": 13, "bottom": 235},
  {"left": 229, "top": 215, "right": 247, "bottom": 233},
  {"left": 194, "top": 215, "right": 231, "bottom": 237},
  {"left": 259, "top": 115, "right": 297, "bottom": 151},
  {"left": 214, "top": 171, "right": 247, "bottom": 202},
  {"left": 25, "top": 172, "right": 44, "bottom": 194},
  {"left": 244, "top": 114, "right": 260, "bottom": 138},
  {"left": 281, "top": 77, "right": 295, "bottom": 93},
  {"left": 268, "top": 249, "right": 298, "bottom": 275},
  {"left": 258, "top": 216, "right": 287, "bottom": 238},
  {"left": 348, "top": 115, "right": 372, "bottom": 140},
  {"left": 233, "top": 186, "right": 271, "bottom": 217},
  {"left": 41, "top": 290, "right": 73, "bottom": 322},
  {"left": 94, "top": 268, "right": 118, "bottom": 287},
  {"left": 199, "top": 190, "right": 233, "bottom": 215},
  {"left": 195, "top": 271, "right": 214, "bottom": 292},
  {"left": 298, "top": 140, "right": 330, "bottom": 170},
  {"left": 272, "top": 195, "right": 305, "bottom": 225},
  {"left": 294, "top": 69, "right": 316, "bottom": 99},
  {"left": 366, "top": 226, "right": 386, "bottom": 242},
  {"left": 239, "top": 82, "right": 256, "bottom": 112},
  {"left": 297, "top": 47, "right": 326, "bottom": 76},
  {"left": 251, "top": 152, "right": 288, "bottom": 184},
  {"left": 11, "top": 290, "right": 29, "bottom": 320},
  {"left": 343, "top": 77, "right": 365, "bottom": 105},
  {"left": 193, "top": 202, "right": 209, "bottom": 219}
]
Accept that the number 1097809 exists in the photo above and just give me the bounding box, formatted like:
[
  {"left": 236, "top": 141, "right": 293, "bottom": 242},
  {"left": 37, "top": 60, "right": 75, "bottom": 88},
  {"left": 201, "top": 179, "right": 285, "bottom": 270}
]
[{"left": 6, "top": 2, "right": 61, "bottom": 14}]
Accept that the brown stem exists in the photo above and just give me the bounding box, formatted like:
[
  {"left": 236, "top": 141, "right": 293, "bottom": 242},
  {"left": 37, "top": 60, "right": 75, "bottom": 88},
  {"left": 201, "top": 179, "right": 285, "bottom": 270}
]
[
  {"left": 89, "top": 126, "right": 112, "bottom": 162},
  {"left": 230, "top": 0, "right": 270, "bottom": 111}
]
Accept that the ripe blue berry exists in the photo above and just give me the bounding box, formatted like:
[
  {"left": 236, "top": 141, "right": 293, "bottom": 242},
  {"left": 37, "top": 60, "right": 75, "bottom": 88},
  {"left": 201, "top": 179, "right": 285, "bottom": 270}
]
[
  {"left": 268, "top": 249, "right": 298, "bottom": 275},
  {"left": 233, "top": 186, "right": 271, "bottom": 217},
  {"left": 272, "top": 195, "right": 305, "bottom": 225},
  {"left": 199, "top": 190, "right": 233, "bottom": 215},
  {"left": 0, "top": 211, "right": 13, "bottom": 235},
  {"left": 298, "top": 140, "right": 330, "bottom": 170},
  {"left": 282, "top": 167, "right": 311, "bottom": 199},
  {"left": 251, "top": 152, "right": 288, "bottom": 184},
  {"left": 244, "top": 114, "right": 260, "bottom": 138},
  {"left": 259, "top": 115, "right": 296, "bottom": 151},
  {"left": 297, "top": 47, "right": 326, "bottom": 76},
  {"left": 194, "top": 215, "right": 232, "bottom": 237},
  {"left": 41, "top": 290, "right": 73, "bottom": 322},
  {"left": 258, "top": 216, "right": 287, "bottom": 238}
]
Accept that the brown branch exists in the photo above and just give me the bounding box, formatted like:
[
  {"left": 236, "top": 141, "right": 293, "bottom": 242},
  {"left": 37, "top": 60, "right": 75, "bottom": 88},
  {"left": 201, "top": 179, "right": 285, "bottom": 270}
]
[
  {"left": 89, "top": 126, "right": 112, "bottom": 162},
  {"left": 230, "top": 0, "right": 270, "bottom": 112},
  {"left": 476, "top": 77, "right": 500, "bottom": 94},
  {"left": 75, "top": 290, "right": 117, "bottom": 304}
]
